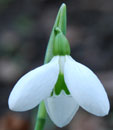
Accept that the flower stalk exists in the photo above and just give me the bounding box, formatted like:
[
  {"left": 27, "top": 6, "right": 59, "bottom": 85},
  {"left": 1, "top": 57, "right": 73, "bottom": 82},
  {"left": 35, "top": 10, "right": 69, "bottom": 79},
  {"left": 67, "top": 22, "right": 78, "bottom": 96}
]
[
  {"left": 34, "top": 3, "right": 67, "bottom": 130},
  {"left": 34, "top": 101, "right": 46, "bottom": 130}
]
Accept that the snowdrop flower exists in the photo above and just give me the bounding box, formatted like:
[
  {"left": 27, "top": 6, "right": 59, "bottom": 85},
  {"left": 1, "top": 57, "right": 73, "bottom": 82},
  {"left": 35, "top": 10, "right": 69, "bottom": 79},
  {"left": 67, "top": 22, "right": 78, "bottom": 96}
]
[{"left": 8, "top": 30, "right": 110, "bottom": 128}]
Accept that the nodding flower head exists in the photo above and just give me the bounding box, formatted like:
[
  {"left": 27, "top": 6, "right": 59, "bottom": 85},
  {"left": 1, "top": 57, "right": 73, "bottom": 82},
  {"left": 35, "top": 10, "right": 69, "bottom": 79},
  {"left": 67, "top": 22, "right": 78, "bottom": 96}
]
[{"left": 8, "top": 29, "right": 110, "bottom": 128}]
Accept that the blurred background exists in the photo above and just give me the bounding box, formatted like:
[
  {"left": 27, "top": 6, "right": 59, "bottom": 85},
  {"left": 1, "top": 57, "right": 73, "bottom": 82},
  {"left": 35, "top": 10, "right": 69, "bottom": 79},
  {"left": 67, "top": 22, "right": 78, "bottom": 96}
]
[{"left": 0, "top": 0, "right": 113, "bottom": 130}]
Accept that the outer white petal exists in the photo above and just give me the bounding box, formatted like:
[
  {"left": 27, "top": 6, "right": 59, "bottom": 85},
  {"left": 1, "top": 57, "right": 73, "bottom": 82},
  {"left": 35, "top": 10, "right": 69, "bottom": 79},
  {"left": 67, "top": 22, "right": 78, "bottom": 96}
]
[
  {"left": 64, "top": 56, "right": 110, "bottom": 116},
  {"left": 8, "top": 56, "right": 59, "bottom": 111},
  {"left": 44, "top": 91, "right": 79, "bottom": 127}
]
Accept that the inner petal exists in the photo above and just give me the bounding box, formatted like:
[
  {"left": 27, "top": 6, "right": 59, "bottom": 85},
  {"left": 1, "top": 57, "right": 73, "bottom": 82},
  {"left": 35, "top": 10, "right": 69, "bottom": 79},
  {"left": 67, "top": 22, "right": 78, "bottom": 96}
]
[
  {"left": 45, "top": 91, "right": 79, "bottom": 127},
  {"left": 53, "top": 56, "right": 70, "bottom": 95}
]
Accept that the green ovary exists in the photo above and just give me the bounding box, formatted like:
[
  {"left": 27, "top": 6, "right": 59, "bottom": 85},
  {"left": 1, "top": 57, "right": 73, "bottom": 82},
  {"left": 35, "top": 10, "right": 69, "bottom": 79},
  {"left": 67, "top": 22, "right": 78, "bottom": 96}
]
[
  {"left": 53, "top": 30, "right": 71, "bottom": 56},
  {"left": 54, "top": 73, "right": 70, "bottom": 95}
]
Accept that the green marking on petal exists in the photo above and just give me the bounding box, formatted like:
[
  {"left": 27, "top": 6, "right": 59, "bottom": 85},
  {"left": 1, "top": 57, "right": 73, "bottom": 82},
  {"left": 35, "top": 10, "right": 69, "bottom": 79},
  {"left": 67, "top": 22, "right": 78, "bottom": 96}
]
[{"left": 54, "top": 73, "right": 70, "bottom": 95}]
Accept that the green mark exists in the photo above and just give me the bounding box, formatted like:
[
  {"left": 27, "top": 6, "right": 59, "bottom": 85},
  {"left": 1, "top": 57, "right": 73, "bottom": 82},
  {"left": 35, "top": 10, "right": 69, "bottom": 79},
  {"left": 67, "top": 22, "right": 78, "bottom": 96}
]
[{"left": 54, "top": 73, "right": 70, "bottom": 95}]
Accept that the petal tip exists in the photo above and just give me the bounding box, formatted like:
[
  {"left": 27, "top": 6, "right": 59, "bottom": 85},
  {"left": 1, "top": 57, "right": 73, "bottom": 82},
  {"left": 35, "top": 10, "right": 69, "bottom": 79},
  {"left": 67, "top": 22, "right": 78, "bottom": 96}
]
[
  {"left": 8, "top": 96, "right": 17, "bottom": 111},
  {"left": 8, "top": 99, "right": 15, "bottom": 111},
  {"left": 91, "top": 99, "right": 110, "bottom": 117},
  {"left": 101, "top": 102, "right": 110, "bottom": 116}
]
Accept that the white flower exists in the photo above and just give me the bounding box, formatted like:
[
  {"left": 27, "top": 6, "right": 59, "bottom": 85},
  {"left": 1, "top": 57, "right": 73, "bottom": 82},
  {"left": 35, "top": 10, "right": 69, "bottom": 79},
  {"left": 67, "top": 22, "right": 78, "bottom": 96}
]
[{"left": 8, "top": 55, "right": 110, "bottom": 127}]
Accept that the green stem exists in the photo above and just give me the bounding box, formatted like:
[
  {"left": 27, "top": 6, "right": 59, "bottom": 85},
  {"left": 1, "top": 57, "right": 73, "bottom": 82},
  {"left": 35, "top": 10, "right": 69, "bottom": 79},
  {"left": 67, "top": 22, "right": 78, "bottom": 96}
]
[{"left": 34, "top": 101, "right": 46, "bottom": 130}]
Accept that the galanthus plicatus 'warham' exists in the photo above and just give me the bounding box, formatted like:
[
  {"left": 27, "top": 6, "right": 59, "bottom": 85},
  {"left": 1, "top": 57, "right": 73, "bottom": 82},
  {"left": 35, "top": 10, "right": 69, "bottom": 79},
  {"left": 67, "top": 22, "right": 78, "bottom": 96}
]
[{"left": 8, "top": 30, "right": 110, "bottom": 128}]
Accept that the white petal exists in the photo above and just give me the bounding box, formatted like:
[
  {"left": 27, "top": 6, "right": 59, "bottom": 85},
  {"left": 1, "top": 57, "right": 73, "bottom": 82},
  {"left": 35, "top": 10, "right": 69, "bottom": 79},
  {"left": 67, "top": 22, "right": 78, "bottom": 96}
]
[
  {"left": 44, "top": 91, "right": 79, "bottom": 127},
  {"left": 64, "top": 56, "right": 110, "bottom": 116},
  {"left": 8, "top": 56, "right": 59, "bottom": 111}
]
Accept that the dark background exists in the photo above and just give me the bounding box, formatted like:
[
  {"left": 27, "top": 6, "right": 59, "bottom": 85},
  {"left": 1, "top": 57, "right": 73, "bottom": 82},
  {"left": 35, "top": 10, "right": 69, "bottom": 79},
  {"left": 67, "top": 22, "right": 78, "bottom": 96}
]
[{"left": 0, "top": 0, "right": 113, "bottom": 130}]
